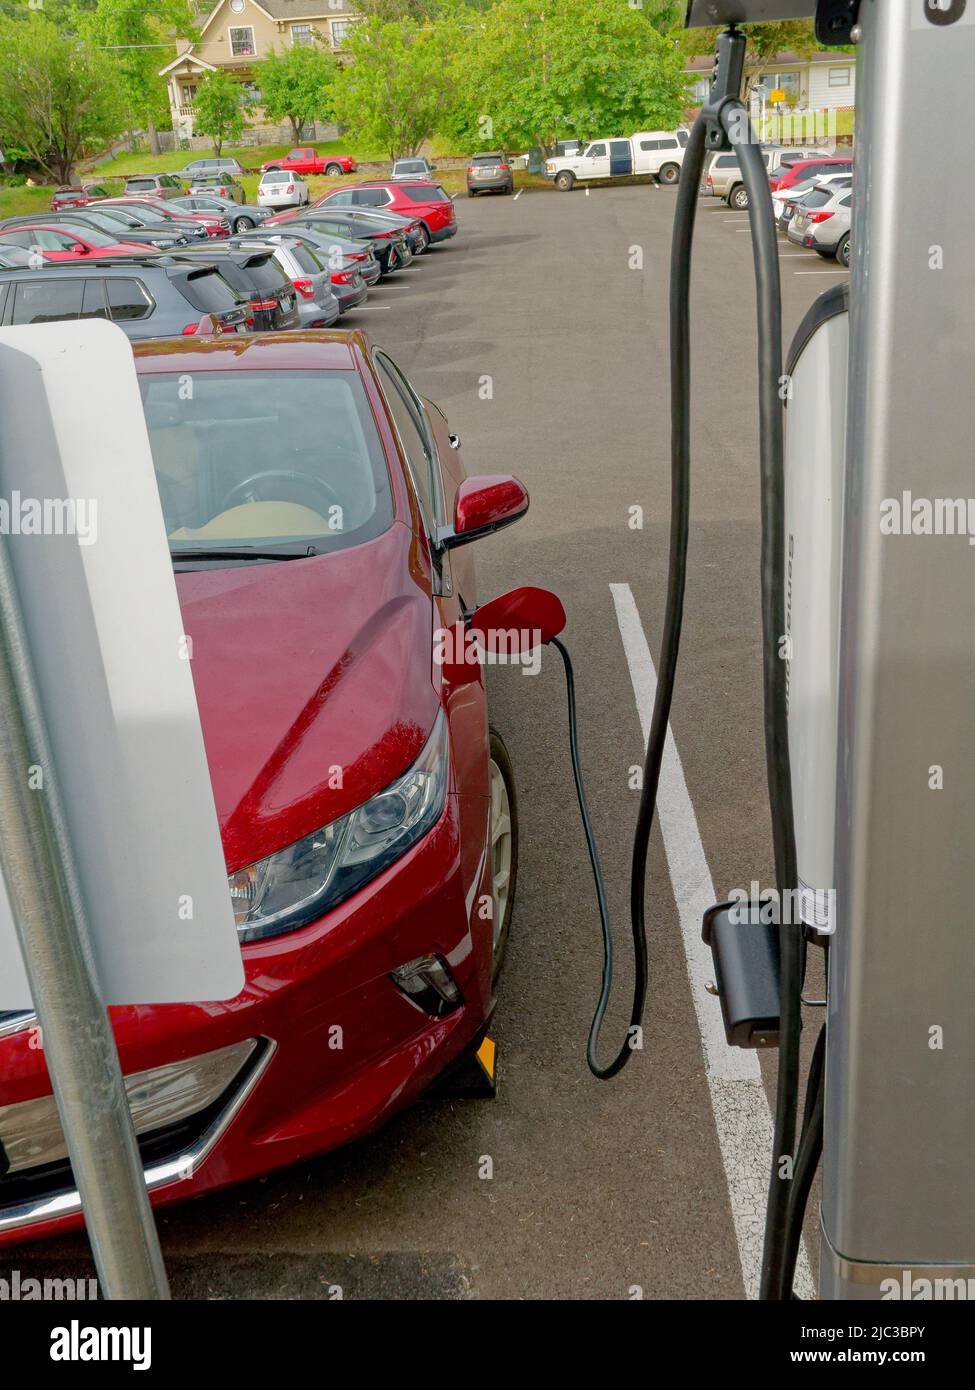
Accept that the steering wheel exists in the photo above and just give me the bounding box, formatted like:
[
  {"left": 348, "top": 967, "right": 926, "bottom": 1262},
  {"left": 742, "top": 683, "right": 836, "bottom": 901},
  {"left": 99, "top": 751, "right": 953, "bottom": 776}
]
[{"left": 219, "top": 469, "right": 342, "bottom": 519}]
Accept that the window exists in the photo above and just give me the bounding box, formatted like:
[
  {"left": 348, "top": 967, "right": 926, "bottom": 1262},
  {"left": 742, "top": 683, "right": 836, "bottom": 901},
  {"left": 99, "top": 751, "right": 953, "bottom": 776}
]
[
  {"left": 229, "top": 26, "right": 255, "bottom": 57},
  {"left": 828, "top": 67, "right": 851, "bottom": 88},
  {"left": 767, "top": 71, "right": 801, "bottom": 99},
  {"left": 80, "top": 280, "right": 108, "bottom": 320},
  {"left": 140, "top": 370, "right": 392, "bottom": 552},
  {"left": 586, "top": 143, "right": 606, "bottom": 158},
  {"left": 127, "top": 179, "right": 156, "bottom": 190},
  {"left": 107, "top": 278, "right": 153, "bottom": 322},
  {"left": 180, "top": 269, "right": 241, "bottom": 315},
  {"left": 374, "top": 352, "right": 439, "bottom": 525},
  {"left": 330, "top": 19, "right": 358, "bottom": 47},
  {"left": 640, "top": 139, "right": 662, "bottom": 151},
  {"left": 400, "top": 184, "right": 449, "bottom": 203},
  {"left": 182, "top": 85, "right": 197, "bottom": 103},
  {"left": 25, "top": 229, "right": 84, "bottom": 252},
  {"left": 12, "top": 280, "right": 84, "bottom": 324},
  {"left": 323, "top": 189, "right": 353, "bottom": 205},
  {"left": 714, "top": 154, "right": 739, "bottom": 169},
  {"left": 676, "top": 130, "right": 689, "bottom": 147},
  {"left": 292, "top": 24, "right": 313, "bottom": 46},
  {"left": 352, "top": 188, "right": 389, "bottom": 206}
]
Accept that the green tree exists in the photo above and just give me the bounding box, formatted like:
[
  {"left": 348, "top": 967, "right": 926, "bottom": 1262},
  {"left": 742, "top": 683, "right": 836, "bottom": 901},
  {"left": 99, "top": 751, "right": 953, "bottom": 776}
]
[
  {"left": 192, "top": 68, "right": 250, "bottom": 156},
  {"left": 79, "top": 0, "right": 196, "bottom": 155},
  {"left": 679, "top": 20, "right": 821, "bottom": 100},
  {"left": 254, "top": 40, "right": 339, "bottom": 145},
  {"left": 334, "top": 10, "right": 465, "bottom": 160},
  {"left": 445, "top": 0, "right": 689, "bottom": 152},
  {"left": 0, "top": 14, "right": 126, "bottom": 182}
]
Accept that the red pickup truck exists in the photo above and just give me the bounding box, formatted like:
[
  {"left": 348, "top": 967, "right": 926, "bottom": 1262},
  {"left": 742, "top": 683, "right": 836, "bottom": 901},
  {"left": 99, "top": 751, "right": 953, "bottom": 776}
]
[{"left": 260, "top": 148, "right": 357, "bottom": 177}]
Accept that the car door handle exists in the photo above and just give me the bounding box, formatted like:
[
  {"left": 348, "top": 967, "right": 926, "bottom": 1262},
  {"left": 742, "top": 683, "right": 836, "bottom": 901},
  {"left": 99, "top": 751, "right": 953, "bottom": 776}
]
[{"left": 448, "top": 432, "right": 460, "bottom": 450}]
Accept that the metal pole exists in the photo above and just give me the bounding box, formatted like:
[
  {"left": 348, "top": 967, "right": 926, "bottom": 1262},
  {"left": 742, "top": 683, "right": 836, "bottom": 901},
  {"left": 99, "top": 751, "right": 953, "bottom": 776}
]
[{"left": 0, "top": 534, "right": 169, "bottom": 1300}]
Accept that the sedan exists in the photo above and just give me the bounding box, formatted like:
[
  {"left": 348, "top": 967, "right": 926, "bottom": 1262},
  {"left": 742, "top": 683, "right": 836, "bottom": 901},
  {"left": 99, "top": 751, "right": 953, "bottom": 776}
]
[
  {"left": 94, "top": 197, "right": 225, "bottom": 240},
  {"left": 273, "top": 211, "right": 410, "bottom": 275},
  {"left": 315, "top": 181, "right": 457, "bottom": 245},
  {"left": 171, "top": 194, "right": 272, "bottom": 235},
  {"left": 257, "top": 170, "right": 310, "bottom": 210},
  {"left": 0, "top": 223, "right": 147, "bottom": 261},
  {"left": 0, "top": 243, "right": 48, "bottom": 270},
  {"left": 0, "top": 328, "right": 526, "bottom": 1245},
  {"left": 0, "top": 211, "right": 191, "bottom": 252}
]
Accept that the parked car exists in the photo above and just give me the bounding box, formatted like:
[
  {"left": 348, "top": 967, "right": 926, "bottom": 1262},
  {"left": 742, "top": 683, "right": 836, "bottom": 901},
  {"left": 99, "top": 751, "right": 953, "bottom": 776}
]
[
  {"left": 93, "top": 197, "right": 221, "bottom": 240},
  {"left": 188, "top": 173, "right": 246, "bottom": 205},
  {"left": 258, "top": 169, "right": 310, "bottom": 210},
  {"left": 164, "top": 245, "right": 300, "bottom": 331},
  {"left": 769, "top": 155, "right": 852, "bottom": 195},
  {"left": 312, "top": 204, "right": 426, "bottom": 255},
  {"left": 701, "top": 145, "right": 830, "bottom": 209},
  {"left": 467, "top": 152, "right": 514, "bottom": 197},
  {"left": 233, "top": 228, "right": 373, "bottom": 309},
  {"left": 774, "top": 173, "right": 852, "bottom": 232},
  {"left": 123, "top": 173, "right": 185, "bottom": 199},
  {"left": 0, "top": 327, "right": 525, "bottom": 1244},
  {"left": 50, "top": 183, "right": 113, "bottom": 211},
  {"left": 0, "top": 211, "right": 192, "bottom": 252},
  {"left": 0, "top": 244, "right": 47, "bottom": 270},
  {"left": 545, "top": 130, "right": 686, "bottom": 189},
  {"left": 175, "top": 157, "right": 245, "bottom": 181},
  {"left": 236, "top": 224, "right": 381, "bottom": 289},
  {"left": 260, "top": 147, "right": 356, "bottom": 177},
  {"left": 171, "top": 193, "right": 271, "bottom": 235},
  {"left": 0, "top": 223, "right": 148, "bottom": 261},
  {"left": 232, "top": 237, "right": 340, "bottom": 329},
  {"left": 391, "top": 157, "right": 434, "bottom": 180},
  {"left": 787, "top": 185, "right": 853, "bottom": 265},
  {"left": 0, "top": 258, "right": 250, "bottom": 338},
  {"left": 310, "top": 180, "right": 457, "bottom": 247},
  {"left": 278, "top": 211, "right": 410, "bottom": 275}
]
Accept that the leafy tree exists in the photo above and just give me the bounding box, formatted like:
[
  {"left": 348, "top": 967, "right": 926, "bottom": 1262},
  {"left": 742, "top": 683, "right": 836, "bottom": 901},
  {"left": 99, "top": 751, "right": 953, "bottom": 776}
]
[
  {"left": 0, "top": 14, "right": 126, "bottom": 182},
  {"left": 192, "top": 68, "right": 250, "bottom": 156},
  {"left": 334, "top": 10, "right": 465, "bottom": 160},
  {"left": 254, "top": 40, "right": 339, "bottom": 145},
  {"left": 79, "top": 0, "right": 196, "bottom": 155},
  {"left": 444, "top": 0, "right": 690, "bottom": 152},
  {"left": 679, "top": 20, "right": 821, "bottom": 99}
]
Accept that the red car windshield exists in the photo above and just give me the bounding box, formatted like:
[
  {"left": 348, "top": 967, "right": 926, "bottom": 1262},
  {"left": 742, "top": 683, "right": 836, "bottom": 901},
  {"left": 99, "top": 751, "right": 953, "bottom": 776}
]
[{"left": 140, "top": 369, "right": 394, "bottom": 556}]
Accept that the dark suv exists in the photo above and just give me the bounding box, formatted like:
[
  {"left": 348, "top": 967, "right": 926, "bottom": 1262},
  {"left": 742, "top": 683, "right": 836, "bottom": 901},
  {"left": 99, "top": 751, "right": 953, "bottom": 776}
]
[
  {"left": 466, "top": 152, "right": 513, "bottom": 196},
  {"left": 160, "top": 246, "right": 300, "bottom": 331},
  {"left": 0, "top": 259, "right": 250, "bottom": 339}
]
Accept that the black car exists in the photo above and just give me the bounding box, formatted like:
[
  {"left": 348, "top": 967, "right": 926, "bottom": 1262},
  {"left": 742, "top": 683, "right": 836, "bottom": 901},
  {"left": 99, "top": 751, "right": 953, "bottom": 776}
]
[
  {"left": 233, "top": 225, "right": 381, "bottom": 288},
  {"left": 161, "top": 246, "right": 300, "bottom": 331},
  {"left": 0, "top": 258, "right": 250, "bottom": 339},
  {"left": 0, "top": 211, "right": 191, "bottom": 251},
  {"left": 280, "top": 211, "right": 409, "bottom": 275}
]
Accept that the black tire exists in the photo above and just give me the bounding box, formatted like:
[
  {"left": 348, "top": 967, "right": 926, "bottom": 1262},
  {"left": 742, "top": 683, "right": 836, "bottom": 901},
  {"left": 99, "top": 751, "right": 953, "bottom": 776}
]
[
  {"left": 324, "top": 163, "right": 342, "bottom": 177},
  {"left": 414, "top": 223, "right": 430, "bottom": 251},
  {"left": 503, "top": 183, "right": 513, "bottom": 195},
  {"left": 233, "top": 216, "right": 254, "bottom": 232},
  {"left": 729, "top": 183, "right": 749, "bottom": 211},
  {"left": 488, "top": 727, "right": 518, "bottom": 983},
  {"left": 467, "top": 188, "right": 476, "bottom": 197},
  {"left": 837, "top": 233, "right": 851, "bottom": 268},
  {"left": 554, "top": 170, "right": 575, "bottom": 192},
  {"left": 658, "top": 162, "right": 680, "bottom": 186}
]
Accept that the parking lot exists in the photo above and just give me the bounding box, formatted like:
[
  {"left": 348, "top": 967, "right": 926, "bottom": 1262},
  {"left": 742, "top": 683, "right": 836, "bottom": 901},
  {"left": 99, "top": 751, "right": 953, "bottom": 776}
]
[{"left": 1, "top": 182, "right": 846, "bottom": 1302}]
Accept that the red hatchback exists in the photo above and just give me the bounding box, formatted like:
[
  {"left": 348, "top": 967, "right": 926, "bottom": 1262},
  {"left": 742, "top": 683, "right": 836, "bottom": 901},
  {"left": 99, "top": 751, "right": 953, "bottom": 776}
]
[
  {"left": 768, "top": 155, "right": 853, "bottom": 194},
  {"left": 0, "top": 223, "right": 147, "bottom": 260},
  {"left": 312, "top": 180, "right": 458, "bottom": 246},
  {"left": 0, "top": 330, "right": 526, "bottom": 1244}
]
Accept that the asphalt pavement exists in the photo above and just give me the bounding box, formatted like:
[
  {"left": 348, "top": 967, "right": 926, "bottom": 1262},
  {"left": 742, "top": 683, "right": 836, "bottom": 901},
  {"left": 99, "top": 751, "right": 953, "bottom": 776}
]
[{"left": 1, "top": 182, "right": 846, "bottom": 1301}]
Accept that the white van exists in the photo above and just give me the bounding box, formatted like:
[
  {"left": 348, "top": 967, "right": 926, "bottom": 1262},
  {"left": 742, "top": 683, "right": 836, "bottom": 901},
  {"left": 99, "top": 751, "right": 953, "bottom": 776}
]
[{"left": 544, "top": 130, "right": 688, "bottom": 191}]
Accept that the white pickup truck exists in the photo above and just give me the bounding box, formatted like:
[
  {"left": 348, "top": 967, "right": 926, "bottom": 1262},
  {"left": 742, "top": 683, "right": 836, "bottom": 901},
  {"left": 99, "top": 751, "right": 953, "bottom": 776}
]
[{"left": 544, "top": 130, "right": 689, "bottom": 191}]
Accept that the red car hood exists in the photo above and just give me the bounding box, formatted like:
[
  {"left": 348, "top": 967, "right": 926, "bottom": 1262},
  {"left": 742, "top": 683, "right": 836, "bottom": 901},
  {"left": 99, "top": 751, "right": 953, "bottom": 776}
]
[{"left": 176, "top": 522, "right": 437, "bottom": 873}]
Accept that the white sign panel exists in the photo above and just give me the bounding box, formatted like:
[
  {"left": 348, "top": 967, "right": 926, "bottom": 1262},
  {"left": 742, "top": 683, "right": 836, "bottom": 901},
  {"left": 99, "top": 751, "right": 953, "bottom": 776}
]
[{"left": 0, "top": 321, "right": 244, "bottom": 1008}]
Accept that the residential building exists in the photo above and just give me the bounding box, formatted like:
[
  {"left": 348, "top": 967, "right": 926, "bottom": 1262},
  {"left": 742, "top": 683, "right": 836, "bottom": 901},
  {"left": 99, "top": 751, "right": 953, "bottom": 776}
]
[
  {"left": 685, "top": 50, "right": 856, "bottom": 131},
  {"left": 160, "top": 0, "right": 363, "bottom": 144}
]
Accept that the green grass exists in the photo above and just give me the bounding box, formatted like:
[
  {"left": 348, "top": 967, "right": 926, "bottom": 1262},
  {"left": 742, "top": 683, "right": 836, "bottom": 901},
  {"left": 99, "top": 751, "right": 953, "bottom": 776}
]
[
  {"left": 86, "top": 137, "right": 392, "bottom": 181},
  {"left": 0, "top": 184, "right": 61, "bottom": 220}
]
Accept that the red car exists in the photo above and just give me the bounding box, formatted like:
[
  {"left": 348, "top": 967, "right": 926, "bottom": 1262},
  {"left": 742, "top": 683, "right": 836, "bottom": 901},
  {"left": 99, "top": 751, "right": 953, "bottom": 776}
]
[
  {"left": 95, "top": 196, "right": 229, "bottom": 238},
  {"left": 261, "top": 148, "right": 357, "bottom": 178},
  {"left": 312, "top": 180, "right": 457, "bottom": 246},
  {"left": 768, "top": 155, "right": 853, "bottom": 194},
  {"left": 0, "top": 223, "right": 147, "bottom": 261},
  {"left": 0, "top": 329, "right": 528, "bottom": 1244}
]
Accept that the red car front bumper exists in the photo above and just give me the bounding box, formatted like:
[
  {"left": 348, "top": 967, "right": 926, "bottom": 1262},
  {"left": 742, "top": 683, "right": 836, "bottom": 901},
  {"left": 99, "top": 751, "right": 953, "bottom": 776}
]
[{"left": 0, "top": 790, "right": 492, "bottom": 1245}]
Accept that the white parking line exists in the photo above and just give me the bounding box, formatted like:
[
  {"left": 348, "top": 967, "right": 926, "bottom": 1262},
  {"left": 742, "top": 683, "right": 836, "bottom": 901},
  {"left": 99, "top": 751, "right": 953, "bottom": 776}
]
[
  {"left": 609, "top": 582, "right": 814, "bottom": 1302},
  {"left": 513, "top": 189, "right": 523, "bottom": 202},
  {"left": 794, "top": 269, "right": 847, "bottom": 275}
]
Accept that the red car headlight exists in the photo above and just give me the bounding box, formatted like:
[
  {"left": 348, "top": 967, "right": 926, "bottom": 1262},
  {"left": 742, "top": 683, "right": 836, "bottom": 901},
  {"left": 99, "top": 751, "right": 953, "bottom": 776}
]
[{"left": 230, "top": 711, "right": 449, "bottom": 942}]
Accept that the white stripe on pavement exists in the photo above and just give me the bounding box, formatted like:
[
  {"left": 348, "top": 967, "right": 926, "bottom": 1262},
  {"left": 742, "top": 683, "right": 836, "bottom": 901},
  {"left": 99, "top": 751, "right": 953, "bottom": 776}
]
[
  {"left": 609, "top": 582, "right": 814, "bottom": 1302},
  {"left": 513, "top": 189, "right": 523, "bottom": 201}
]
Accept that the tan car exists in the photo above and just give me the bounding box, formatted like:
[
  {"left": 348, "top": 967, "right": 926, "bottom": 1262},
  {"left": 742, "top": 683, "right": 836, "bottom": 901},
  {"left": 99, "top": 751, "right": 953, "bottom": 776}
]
[{"left": 703, "top": 146, "right": 826, "bottom": 210}]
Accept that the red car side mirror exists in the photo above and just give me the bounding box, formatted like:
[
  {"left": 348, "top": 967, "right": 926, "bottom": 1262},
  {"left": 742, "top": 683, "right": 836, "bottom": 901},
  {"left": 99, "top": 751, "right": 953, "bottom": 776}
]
[
  {"left": 438, "top": 474, "right": 529, "bottom": 550},
  {"left": 467, "top": 586, "right": 567, "bottom": 654}
]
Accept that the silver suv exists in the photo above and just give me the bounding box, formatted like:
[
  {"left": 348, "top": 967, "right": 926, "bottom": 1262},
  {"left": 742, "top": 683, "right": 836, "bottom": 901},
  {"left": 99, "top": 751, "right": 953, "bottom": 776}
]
[
  {"left": 123, "top": 172, "right": 185, "bottom": 200},
  {"left": 703, "top": 146, "right": 828, "bottom": 210}
]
